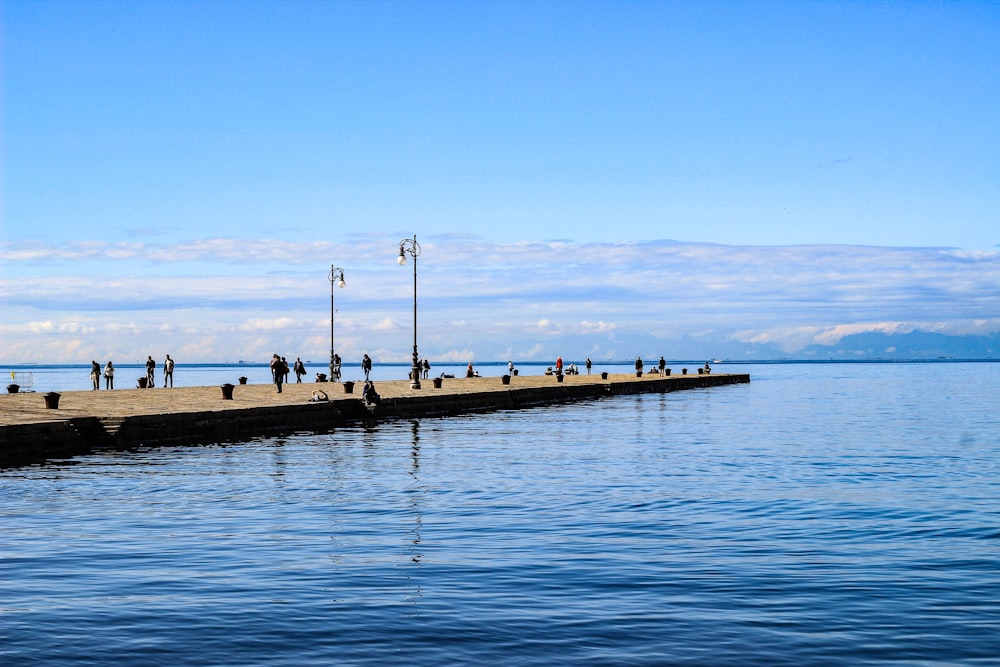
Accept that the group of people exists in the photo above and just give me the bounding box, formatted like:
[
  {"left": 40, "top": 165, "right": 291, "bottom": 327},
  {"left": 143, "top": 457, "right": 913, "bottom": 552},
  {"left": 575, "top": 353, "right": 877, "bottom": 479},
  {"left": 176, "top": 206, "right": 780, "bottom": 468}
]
[
  {"left": 88, "top": 354, "right": 175, "bottom": 390},
  {"left": 543, "top": 356, "right": 593, "bottom": 376},
  {"left": 144, "top": 355, "right": 175, "bottom": 387},
  {"left": 269, "top": 355, "right": 312, "bottom": 392},
  {"left": 89, "top": 360, "right": 115, "bottom": 390},
  {"left": 90, "top": 353, "right": 698, "bottom": 395},
  {"left": 634, "top": 356, "right": 671, "bottom": 376}
]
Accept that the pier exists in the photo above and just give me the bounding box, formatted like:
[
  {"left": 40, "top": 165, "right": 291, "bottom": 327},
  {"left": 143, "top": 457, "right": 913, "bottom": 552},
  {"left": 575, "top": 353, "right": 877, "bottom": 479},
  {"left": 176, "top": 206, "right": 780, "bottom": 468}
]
[{"left": 1, "top": 371, "right": 749, "bottom": 467}]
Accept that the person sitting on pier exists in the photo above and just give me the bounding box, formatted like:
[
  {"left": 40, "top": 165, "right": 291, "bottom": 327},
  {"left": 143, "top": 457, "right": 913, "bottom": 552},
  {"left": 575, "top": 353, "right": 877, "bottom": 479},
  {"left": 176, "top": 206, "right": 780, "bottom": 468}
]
[
  {"left": 466, "top": 362, "right": 475, "bottom": 378},
  {"left": 362, "top": 380, "right": 381, "bottom": 406},
  {"left": 703, "top": 362, "right": 712, "bottom": 374}
]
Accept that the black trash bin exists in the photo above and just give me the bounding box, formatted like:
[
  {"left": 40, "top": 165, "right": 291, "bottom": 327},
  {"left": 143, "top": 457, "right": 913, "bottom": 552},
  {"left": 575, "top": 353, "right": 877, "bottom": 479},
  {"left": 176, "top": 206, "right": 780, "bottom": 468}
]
[
  {"left": 221, "top": 383, "right": 235, "bottom": 400},
  {"left": 238, "top": 376, "right": 248, "bottom": 385},
  {"left": 43, "top": 392, "right": 61, "bottom": 409},
  {"left": 600, "top": 372, "right": 608, "bottom": 380},
  {"left": 137, "top": 377, "right": 148, "bottom": 389},
  {"left": 343, "top": 381, "right": 355, "bottom": 394},
  {"left": 6, "top": 384, "right": 19, "bottom": 394},
  {"left": 432, "top": 377, "right": 443, "bottom": 389},
  {"left": 556, "top": 373, "right": 564, "bottom": 383},
  {"left": 501, "top": 375, "right": 511, "bottom": 385}
]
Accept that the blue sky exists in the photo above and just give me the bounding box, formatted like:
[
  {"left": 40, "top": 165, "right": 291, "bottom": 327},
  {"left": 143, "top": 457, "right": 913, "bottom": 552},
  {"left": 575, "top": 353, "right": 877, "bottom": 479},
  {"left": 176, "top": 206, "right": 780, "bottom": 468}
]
[{"left": 2, "top": 1, "right": 998, "bottom": 364}]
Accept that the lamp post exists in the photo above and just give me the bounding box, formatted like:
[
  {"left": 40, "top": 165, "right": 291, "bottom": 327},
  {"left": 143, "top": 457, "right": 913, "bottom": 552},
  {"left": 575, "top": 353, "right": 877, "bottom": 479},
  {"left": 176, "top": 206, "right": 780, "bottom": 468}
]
[
  {"left": 329, "top": 266, "right": 345, "bottom": 381},
  {"left": 397, "top": 235, "right": 421, "bottom": 389}
]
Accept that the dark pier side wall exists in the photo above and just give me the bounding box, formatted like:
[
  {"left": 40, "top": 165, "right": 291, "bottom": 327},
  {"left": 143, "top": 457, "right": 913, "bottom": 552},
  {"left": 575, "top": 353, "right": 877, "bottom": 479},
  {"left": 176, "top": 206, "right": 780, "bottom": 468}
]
[{"left": 1, "top": 374, "right": 749, "bottom": 467}]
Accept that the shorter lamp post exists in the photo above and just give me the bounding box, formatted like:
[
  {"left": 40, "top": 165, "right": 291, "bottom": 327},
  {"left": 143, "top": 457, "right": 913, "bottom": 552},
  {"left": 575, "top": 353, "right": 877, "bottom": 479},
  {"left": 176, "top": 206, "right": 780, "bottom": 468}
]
[
  {"left": 329, "top": 266, "right": 345, "bottom": 381},
  {"left": 397, "top": 235, "right": 421, "bottom": 389}
]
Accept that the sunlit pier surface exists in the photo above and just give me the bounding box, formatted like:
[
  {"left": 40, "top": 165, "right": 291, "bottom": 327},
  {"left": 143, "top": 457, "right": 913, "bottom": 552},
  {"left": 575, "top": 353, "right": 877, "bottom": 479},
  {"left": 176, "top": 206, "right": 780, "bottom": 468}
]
[{"left": 1, "top": 371, "right": 749, "bottom": 467}]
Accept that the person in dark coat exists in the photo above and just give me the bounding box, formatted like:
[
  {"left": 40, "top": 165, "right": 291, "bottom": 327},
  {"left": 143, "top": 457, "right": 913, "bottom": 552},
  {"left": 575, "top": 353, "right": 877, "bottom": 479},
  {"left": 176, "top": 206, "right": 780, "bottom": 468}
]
[{"left": 270, "top": 354, "right": 287, "bottom": 393}]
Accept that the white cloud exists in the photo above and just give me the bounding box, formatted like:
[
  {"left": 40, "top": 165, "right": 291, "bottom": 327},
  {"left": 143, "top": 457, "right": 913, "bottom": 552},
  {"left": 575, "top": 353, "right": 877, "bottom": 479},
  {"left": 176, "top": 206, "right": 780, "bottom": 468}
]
[{"left": 1, "top": 237, "right": 998, "bottom": 362}]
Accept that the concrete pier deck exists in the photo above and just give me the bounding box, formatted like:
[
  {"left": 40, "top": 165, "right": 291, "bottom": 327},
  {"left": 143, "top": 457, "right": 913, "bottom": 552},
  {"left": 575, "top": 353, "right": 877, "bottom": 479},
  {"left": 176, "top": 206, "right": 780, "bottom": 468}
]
[{"left": 1, "top": 371, "right": 749, "bottom": 467}]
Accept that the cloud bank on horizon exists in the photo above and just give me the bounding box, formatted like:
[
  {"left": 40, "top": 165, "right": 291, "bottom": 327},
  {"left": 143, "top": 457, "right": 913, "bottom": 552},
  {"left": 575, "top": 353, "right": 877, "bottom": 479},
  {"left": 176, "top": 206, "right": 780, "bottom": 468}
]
[
  {"left": 3, "top": 2, "right": 998, "bottom": 363},
  {"left": 2, "top": 235, "right": 998, "bottom": 364}
]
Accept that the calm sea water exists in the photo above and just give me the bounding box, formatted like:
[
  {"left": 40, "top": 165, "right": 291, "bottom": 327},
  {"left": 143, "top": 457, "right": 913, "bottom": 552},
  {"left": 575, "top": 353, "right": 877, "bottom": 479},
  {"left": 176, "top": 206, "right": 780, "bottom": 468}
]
[{"left": 2, "top": 361, "right": 998, "bottom": 665}]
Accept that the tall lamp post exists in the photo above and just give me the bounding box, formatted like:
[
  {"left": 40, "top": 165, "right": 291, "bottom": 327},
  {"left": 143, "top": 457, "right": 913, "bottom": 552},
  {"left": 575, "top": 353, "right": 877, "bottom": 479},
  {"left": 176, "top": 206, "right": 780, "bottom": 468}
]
[
  {"left": 329, "top": 266, "right": 345, "bottom": 381},
  {"left": 397, "top": 235, "right": 421, "bottom": 389}
]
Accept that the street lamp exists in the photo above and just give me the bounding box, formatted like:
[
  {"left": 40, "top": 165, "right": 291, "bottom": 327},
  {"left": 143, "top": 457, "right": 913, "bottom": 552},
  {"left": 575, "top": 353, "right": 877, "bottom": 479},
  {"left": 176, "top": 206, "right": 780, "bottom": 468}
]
[
  {"left": 329, "top": 266, "right": 345, "bottom": 381},
  {"left": 397, "top": 235, "right": 421, "bottom": 389}
]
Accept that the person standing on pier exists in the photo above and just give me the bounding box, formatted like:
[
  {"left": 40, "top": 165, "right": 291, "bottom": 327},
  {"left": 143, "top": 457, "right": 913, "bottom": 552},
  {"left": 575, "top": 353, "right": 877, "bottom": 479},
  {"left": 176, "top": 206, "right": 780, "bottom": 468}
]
[
  {"left": 271, "top": 354, "right": 287, "bottom": 393},
  {"left": 145, "top": 356, "right": 156, "bottom": 388},
  {"left": 104, "top": 361, "right": 115, "bottom": 389},
  {"left": 422, "top": 359, "right": 431, "bottom": 379},
  {"left": 508, "top": 360, "right": 515, "bottom": 376},
  {"left": 294, "top": 357, "right": 306, "bottom": 383},
  {"left": 90, "top": 361, "right": 101, "bottom": 390},
  {"left": 164, "top": 354, "right": 174, "bottom": 387},
  {"left": 362, "top": 354, "right": 372, "bottom": 380},
  {"left": 586, "top": 358, "right": 592, "bottom": 374},
  {"left": 635, "top": 356, "right": 644, "bottom": 375},
  {"left": 658, "top": 356, "right": 666, "bottom": 376},
  {"left": 555, "top": 356, "right": 563, "bottom": 375}
]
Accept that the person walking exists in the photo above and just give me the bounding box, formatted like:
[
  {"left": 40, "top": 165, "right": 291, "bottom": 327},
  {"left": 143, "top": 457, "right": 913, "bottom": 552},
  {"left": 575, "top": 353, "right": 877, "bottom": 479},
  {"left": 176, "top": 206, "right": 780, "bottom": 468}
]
[
  {"left": 270, "top": 354, "right": 286, "bottom": 393},
  {"left": 145, "top": 356, "right": 156, "bottom": 388},
  {"left": 362, "top": 354, "right": 372, "bottom": 381},
  {"left": 635, "top": 356, "right": 644, "bottom": 376},
  {"left": 90, "top": 361, "right": 101, "bottom": 390},
  {"left": 104, "top": 361, "right": 115, "bottom": 390},
  {"left": 164, "top": 354, "right": 175, "bottom": 387},
  {"left": 658, "top": 356, "right": 666, "bottom": 376},
  {"left": 294, "top": 357, "right": 306, "bottom": 383}
]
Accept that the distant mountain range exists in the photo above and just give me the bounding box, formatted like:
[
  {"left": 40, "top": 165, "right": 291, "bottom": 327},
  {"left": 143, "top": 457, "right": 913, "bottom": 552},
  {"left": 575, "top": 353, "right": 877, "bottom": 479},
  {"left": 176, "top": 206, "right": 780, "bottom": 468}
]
[
  {"left": 582, "top": 330, "right": 1000, "bottom": 363},
  {"left": 794, "top": 331, "right": 1000, "bottom": 360},
  {"left": 707, "top": 331, "right": 1000, "bottom": 361}
]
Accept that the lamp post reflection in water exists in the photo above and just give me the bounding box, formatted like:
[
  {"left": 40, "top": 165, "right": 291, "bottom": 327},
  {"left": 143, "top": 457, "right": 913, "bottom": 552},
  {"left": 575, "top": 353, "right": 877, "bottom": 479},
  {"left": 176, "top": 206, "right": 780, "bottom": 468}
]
[
  {"left": 397, "top": 235, "right": 421, "bottom": 389},
  {"left": 329, "top": 266, "right": 345, "bottom": 382}
]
